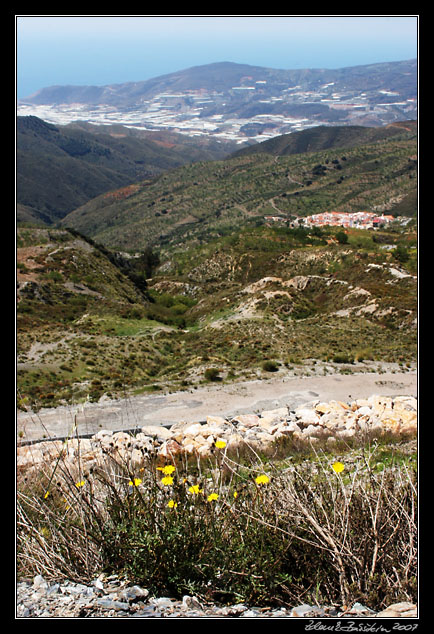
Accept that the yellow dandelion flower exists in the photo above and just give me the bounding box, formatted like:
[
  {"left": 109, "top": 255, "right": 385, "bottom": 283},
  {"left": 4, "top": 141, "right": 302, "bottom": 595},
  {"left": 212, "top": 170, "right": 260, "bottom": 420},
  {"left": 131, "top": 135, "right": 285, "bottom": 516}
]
[
  {"left": 215, "top": 440, "right": 226, "bottom": 449},
  {"left": 161, "top": 476, "right": 174, "bottom": 486},
  {"left": 75, "top": 480, "right": 85, "bottom": 488},
  {"left": 332, "top": 462, "right": 345, "bottom": 474},
  {"left": 128, "top": 478, "right": 142, "bottom": 487},
  {"left": 207, "top": 493, "right": 219, "bottom": 502},
  {"left": 188, "top": 484, "right": 203, "bottom": 495},
  {"left": 255, "top": 474, "right": 270, "bottom": 485},
  {"left": 161, "top": 465, "right": 176, "bottom": 475},
  {"left": 167, "top": 499, "right": 178, "bottom": 508},
  {"left": 44, "top": 491, "right": 50, "bottom": 499},
  {"left": 233, "top": 491, "right": 238, "bottom": 499}
]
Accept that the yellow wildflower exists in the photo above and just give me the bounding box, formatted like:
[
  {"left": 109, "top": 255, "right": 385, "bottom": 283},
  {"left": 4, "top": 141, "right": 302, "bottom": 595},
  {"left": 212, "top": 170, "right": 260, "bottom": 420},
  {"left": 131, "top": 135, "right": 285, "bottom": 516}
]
[
  {"left": 44, "top": 491, "right": 50, "bottom": 499},
  {"left": 167, "top": 499, "right": 178, "bottom": 508},
  {"left": 215, "top": 440, "right": 226, "bottom": 449},
  {"left": 332, "top": 462, "right": 345, "bottom": 474},
  {"left": 157, "top": 465, "right": 176, "bottom": 475},
  {"left": 128, "top": 478, "right": 142, "bottom": 487},
  {"left": 207, "top": 493, "right": 219, "bottom": 502},
  {"left": 188, "top": 484, "right": 203, "bottom": 495},
  {"left": 75, "top": 480, "right": 85, "bottom": 488},
  {"left": 255, "top": 474, "right": 270, "bottom": 485},
  {"left": 233, "top": 491, "right": 238, "bottom": 499},
  {"left": 161, "top": 476, "right": 174, "bottom": 486}
]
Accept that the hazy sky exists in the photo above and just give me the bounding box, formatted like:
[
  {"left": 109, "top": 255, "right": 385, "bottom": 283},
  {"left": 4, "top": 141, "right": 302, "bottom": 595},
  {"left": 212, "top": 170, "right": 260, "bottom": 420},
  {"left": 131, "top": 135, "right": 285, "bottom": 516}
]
[{"left": 16, "top": 15, "right": 418, "bottom": 99}]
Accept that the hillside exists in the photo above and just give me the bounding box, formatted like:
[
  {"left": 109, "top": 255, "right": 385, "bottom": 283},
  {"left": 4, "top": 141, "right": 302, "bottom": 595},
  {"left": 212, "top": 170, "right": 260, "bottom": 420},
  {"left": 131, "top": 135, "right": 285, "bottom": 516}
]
[
  {"left": 17, "top": 221, "right": 417, "bottom": 412},
  {"left": 16, "top": 116, "right": 239, "bottom": 225},
  {"left": 230, "top": 121, "right": 418, "bottom": 158},
  {"left": 60, "top": 123, "right": 417, "bottom": 253}
]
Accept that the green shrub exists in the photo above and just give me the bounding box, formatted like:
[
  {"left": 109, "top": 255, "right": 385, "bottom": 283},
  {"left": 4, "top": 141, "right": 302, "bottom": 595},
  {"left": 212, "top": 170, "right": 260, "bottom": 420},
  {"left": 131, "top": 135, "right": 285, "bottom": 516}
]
[
  {"left": 204, "top": 368, "right": 221, "bottom": 382},
  {"left": 262, "top": 360, "right": 279, "bottom": 372},
  {"left": 332, "top": 353, "right": 353, "bottom": 364}
]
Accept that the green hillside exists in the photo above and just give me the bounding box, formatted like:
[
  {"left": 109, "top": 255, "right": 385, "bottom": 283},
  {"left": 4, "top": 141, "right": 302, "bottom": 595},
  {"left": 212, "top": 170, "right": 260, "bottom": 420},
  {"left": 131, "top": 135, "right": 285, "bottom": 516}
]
[
  {"left": 230, "top": 121, "right": 417, "bottom": 158},
  {"left": 17, "top": 122, "right": 417, "bottom": 412},
  {"left": 61, "top": 125, "right": 417, "bottom": 253},
  {"left": 17, "top": 221, "right": 417, "bottom": 412},
  {"left": 17, "top": 116, "right": 239, "bottom": 225}
]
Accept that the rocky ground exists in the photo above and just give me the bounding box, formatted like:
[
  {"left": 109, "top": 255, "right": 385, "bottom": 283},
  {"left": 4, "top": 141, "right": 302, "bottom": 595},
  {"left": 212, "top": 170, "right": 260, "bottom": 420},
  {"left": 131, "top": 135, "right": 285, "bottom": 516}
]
[
  {"left": 17, "top": 368, "right": 417, "bottom": 442},
  {"left": 17, "top": 392, "right": 417, "bottom": 472},
  {"left": 16, "top": 574, "right": 417, "bottom": 619}
]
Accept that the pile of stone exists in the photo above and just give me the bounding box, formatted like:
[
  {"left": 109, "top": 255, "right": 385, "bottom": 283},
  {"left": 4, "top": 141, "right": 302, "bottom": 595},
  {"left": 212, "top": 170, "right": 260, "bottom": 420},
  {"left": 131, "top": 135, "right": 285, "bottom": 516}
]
[
  {"left": 17, "top": 394, "right": 417, "bottom": 475},
  {"left": 16, "top": 574, "right": 417, "bottom": 619}
]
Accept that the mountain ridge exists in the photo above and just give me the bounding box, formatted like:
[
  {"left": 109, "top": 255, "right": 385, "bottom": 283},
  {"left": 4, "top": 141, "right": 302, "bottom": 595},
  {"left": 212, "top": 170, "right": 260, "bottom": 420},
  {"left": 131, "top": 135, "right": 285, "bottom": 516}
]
[{"left": 20, "top": 59, "right": 417, "bottom": 106}]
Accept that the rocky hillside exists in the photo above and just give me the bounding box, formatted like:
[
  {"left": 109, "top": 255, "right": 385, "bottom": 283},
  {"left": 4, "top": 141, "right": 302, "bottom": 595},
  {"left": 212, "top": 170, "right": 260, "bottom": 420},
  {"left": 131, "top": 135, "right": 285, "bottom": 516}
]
[{"left": 17, "top": 222, "right": 417, "bottom": 412}]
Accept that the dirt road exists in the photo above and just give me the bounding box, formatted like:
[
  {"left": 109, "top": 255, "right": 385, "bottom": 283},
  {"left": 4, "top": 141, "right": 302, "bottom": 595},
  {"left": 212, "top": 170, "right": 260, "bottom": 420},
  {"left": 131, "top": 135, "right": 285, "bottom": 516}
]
[{"left": 17, "top": 370, "right": 417, "bottom": 443}]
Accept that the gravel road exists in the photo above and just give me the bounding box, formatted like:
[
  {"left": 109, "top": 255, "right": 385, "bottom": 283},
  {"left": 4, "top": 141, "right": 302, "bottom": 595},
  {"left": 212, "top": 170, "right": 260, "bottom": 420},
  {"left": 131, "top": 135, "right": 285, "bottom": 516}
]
[{"left": 17, "top": 369, "right": 417, "bottom": 443}]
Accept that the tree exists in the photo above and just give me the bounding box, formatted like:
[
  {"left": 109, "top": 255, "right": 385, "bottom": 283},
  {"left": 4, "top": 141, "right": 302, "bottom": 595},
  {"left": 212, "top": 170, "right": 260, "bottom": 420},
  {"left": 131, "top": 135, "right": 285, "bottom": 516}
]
[
  {"left": 336, "top": 231, "right": 348, "bottom": 244},
  {"left": 393, "top": 244, "right": 409, "bottom": 264}
]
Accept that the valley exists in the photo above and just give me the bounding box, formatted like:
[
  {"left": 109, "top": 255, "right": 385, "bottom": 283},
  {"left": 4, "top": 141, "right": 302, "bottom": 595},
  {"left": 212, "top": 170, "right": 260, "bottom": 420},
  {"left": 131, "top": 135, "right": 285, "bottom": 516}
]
[
  {"left": 16, "top": 62, "right": 418, "bottom": 428},
  {"left": 17, "top": 213, "right": 417, "bottom": 422}
]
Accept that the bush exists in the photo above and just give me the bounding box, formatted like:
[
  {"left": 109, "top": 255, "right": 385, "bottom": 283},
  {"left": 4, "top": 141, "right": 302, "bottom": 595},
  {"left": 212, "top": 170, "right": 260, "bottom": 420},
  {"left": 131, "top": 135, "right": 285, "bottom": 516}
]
[
  {"left": 262, "top": 360, "right": 279, "bottom": 372},
  {"left": 204, "top": 368, "right": 221, "bottom": 382},
  {"left": 332, "top": 353, "right": 353, "bottom": 364},
  {"left": 17, "top": 441, "right": 417, "bottom": 609},
  {"left": 336, "top": 231, "right": 349, "bottom": 244}
]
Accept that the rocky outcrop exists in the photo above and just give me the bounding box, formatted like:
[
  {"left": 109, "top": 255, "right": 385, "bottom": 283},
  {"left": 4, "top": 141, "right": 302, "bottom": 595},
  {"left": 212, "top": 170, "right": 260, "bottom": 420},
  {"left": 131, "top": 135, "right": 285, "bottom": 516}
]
[{"left": 17, "top": 394, "right": 417, "bottom": 475}]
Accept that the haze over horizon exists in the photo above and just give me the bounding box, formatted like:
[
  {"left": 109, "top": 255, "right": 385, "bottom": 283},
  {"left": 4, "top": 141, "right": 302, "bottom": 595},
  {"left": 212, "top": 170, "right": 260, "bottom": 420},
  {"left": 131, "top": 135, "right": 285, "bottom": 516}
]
[{"left": 16, "top": 15, "right": 418, "bottom": 100}]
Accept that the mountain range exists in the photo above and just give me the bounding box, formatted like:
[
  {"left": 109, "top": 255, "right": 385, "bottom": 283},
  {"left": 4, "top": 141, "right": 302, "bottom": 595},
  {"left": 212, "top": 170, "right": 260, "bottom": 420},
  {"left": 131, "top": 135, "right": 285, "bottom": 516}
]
[
  {"left": 18, "top": 60, "right": 417, "bottom": 143},
  {"left": 20, "top": 60, "right": 417, "bottom": 109}
]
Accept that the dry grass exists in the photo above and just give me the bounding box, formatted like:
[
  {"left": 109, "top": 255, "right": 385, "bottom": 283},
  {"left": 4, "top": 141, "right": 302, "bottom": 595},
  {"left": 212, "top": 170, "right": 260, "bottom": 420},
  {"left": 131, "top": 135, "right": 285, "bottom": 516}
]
[{"left": 16, "top": 433, "right": 417, "bottom": 609}]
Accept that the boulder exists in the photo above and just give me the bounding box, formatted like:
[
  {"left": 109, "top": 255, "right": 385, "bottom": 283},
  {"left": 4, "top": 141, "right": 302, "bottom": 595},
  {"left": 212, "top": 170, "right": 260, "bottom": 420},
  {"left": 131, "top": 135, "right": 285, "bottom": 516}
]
[
  {"left": 260, "top": 408, "right": 288, "bottom": 425},
  {"left": 376, "top": 602, "right": 417, "bottom": 618},
  {"left": 295, "top": 407, "right": 320, "bottom": 426},
  {"left": 232, "top": 414, "right": 260, "bottom": 427},
  {"left": 158, "top": 439, "right": 183, "bottom": 459},
  {"left": 206, "top": 415, "right": 227, "bottom": 426},
  {"left": 141, "top": 425, "right": 172, "bottom": 441}
]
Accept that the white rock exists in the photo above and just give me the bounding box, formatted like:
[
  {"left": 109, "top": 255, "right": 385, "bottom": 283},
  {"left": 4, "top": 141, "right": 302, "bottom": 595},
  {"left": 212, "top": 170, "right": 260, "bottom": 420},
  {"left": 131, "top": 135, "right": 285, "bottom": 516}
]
[
  {"left": 356, "top": 406, "right": 372, "bottom": 416},
  {"left": 94, "top": 429, "right": 113, "bottom": 440},
  {"left": 232, "top": 414, "right": 260, "bottom": 427},
  {"left": 141, "top": 425, "right": 172, "bottom": 440},
  {"left": 303, "top": 425, "right": 322, "bottom": 437},
  {"left": 295, "top": 408, "right": 320, "bottom": 425},
  {"left": 206, "top": 415, "right": 227, "bottom": 426},
  {"left": 279, "top": 421, "right": 302, "bottom": 434},
  {"left": 183, "top": 423, "right": 205, "bottom": 436},
  {"left": 260, "top": 407, "right": 288, "bottom": 424}
]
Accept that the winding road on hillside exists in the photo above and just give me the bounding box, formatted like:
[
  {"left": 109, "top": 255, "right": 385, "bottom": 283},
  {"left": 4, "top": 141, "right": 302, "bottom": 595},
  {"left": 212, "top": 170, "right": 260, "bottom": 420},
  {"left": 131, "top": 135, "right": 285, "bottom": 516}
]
[{"left": 17, "top": 368, "right": 417, "bottom": 443}]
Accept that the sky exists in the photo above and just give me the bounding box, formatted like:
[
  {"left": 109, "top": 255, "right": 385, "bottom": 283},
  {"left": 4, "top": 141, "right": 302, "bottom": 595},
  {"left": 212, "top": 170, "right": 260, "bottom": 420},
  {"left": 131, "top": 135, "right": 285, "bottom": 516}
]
[{"left": 16, "top": 15, "right": 418, "bottom": 99}]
